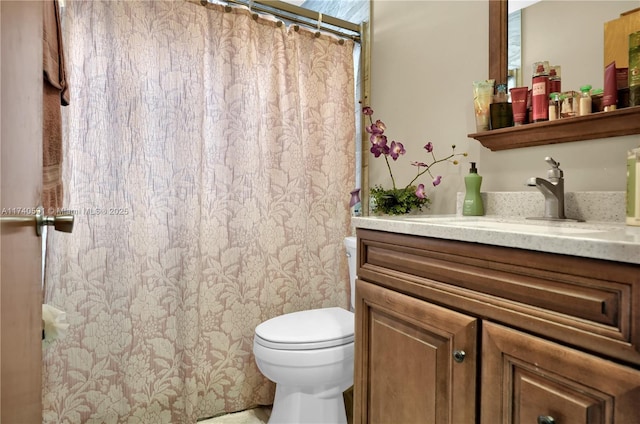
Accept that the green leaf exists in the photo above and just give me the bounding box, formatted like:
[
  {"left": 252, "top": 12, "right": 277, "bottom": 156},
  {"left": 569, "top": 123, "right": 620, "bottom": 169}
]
[{"left": 370, "top": 185, "right": 430, "bottom": 215}]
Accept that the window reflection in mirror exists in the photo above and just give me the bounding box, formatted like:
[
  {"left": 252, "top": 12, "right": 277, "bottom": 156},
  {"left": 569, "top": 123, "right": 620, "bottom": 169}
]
[
  {"left": 508, "top": 1, "right": 540, "bottom": 90},
  {"left": 508, "top": 9, "right": 522, "bottom": 89}
]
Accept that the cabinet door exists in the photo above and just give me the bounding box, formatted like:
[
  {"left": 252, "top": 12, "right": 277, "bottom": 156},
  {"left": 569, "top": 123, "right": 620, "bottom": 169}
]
[
  {"left": 482, "top": 322, "right": 640, "bottom": 424},
  {"left": 354, "top": 279, "right": 477, "bottom": 424}
]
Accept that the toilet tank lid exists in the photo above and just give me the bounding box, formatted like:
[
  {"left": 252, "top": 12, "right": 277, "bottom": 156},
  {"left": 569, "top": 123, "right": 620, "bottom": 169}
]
[
  {"left": 344, "top": 236, "right": 356, "bottom": 249},
  {"left": 255, "top": 307, "right": 354, "bottom": 345}
]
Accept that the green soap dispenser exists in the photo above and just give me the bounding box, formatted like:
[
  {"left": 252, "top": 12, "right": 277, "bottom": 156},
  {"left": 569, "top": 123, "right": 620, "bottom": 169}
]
[{"left": 463, "top": 162, "right": 484, "bottom": 216}]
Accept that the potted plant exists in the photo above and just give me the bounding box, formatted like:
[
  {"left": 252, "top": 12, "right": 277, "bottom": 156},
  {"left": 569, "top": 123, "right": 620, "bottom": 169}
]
[{"left": 362, "top": 106, "right": 467, "bottom": 215}]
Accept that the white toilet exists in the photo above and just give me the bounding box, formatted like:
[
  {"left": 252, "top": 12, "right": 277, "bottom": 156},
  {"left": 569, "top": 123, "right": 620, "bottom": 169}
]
[{"left": 253, "top": 236, "right": 358, "bottom": 424}]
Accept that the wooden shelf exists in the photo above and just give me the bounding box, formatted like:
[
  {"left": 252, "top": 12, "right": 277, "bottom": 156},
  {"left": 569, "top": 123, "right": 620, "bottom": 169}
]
[{"left": 468, "top": 106, "right": 640, "bottom": 151}]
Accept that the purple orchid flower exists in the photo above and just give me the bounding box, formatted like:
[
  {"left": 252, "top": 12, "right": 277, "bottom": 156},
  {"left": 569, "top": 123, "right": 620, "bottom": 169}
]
[
  {"left": 432, "top": 176, "right": 442, "bottom": 186},
  {"left": 349, "top": 188, "right": 361, "bottom": 207},
  {"left": 362, "top": 107, "right": 374, "bottom": 116},
  {"left": 370, "top": 134, "right": 389, "bottom": 157},
  {"left": 370, "top": 133, "right": 388, "bottom": 147},
  {"left": 424, "top": 142, "right": 434, "bottom": 153},
  {"left": 366, "top": 120, "right": 386, "bottom": 135},
  {"left": 389, "top": 141, "right": 405, "bottom": 160},
  {"left": 415, "top": 184, "right": 426, "bottom": 199}
]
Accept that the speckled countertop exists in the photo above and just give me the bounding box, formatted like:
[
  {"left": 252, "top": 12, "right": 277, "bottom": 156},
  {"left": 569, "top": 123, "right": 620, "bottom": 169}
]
[{"left": 351, "top": 192, "right": 640, "bottom": 265}]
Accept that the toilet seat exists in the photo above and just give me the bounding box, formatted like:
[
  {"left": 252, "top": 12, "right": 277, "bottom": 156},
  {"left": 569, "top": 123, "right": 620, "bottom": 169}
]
[{"left": 254, "top": 307, "right": 354, "bottom": 350}]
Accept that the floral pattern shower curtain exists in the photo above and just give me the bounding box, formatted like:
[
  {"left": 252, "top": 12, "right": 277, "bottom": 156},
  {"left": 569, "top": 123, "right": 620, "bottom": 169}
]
[{"left": 42, "top": 1, "right": 356, "bottom": 422}]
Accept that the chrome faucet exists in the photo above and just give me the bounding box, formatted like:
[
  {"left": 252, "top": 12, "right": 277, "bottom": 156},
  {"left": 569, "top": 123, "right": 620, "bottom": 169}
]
[{"left": 527, "top": 157, "right": 566, "bottom": 220}]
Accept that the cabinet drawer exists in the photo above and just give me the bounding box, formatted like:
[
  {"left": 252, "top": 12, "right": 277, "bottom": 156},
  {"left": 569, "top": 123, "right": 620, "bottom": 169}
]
[
  {"left": 356, "top": 229, "right": 640, "bottom": 365},
  {"left": 482, "top": 322, "right": 640, "bottom": 424}
]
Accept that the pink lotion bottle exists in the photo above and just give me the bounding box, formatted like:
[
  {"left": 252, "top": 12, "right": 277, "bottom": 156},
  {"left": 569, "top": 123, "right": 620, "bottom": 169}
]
[{"left": 532, "top": 61, "right": 550, "bottom": 122}]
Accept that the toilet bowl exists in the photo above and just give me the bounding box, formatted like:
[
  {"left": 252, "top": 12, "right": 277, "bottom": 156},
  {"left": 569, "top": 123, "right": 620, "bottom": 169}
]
[{"left": 253, "top": 237, "right": 358, "bottom": 424}]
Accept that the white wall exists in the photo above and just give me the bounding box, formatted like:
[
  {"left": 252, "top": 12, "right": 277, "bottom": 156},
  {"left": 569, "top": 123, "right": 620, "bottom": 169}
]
[{"left": 370, "top": 0, "right": 640, "bottom": 215}]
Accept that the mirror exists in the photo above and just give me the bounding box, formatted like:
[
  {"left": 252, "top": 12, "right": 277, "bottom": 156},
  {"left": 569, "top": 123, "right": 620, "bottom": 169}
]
[
  {"left": 488, "top": 0, "right": 508, "bottom": 85},
  {"left": 491, "top": 1, "right": 638, "bottom": 91}
]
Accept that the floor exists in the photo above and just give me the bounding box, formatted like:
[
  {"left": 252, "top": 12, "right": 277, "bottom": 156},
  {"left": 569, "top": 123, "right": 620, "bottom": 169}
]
[
  {"left": 198, "top": 407, "right": 271, "bottom": 424},
  {"left": 198, "top": 386, "right": 353, "bottom": 424}
]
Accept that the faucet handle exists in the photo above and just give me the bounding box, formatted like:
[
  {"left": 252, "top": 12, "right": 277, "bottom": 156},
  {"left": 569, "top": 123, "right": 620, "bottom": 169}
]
[
  {"left": 545, "top": 156, "right": 560, "bottom": 169},
  {"left": 544, "top": 156, "right": 563, "bottom": 180}
]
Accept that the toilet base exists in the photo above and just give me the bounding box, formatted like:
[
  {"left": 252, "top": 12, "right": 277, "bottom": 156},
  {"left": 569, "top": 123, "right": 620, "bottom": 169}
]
[{"left": 268, "top": 383, "right": 348, "bottom": 424}]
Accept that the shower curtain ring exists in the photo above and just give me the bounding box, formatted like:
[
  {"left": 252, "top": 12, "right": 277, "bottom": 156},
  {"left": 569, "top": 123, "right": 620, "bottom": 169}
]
[
  {"left": 315, "top": 12, "right": 322, "bottom": 38},
  {"left": 249, "top": 0, "right": 258, "bottom": 20}
]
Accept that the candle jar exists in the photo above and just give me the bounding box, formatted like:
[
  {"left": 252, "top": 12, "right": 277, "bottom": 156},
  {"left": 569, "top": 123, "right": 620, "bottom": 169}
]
[{"left": 560, "top": 90, "right": 579, "bottom": 118}]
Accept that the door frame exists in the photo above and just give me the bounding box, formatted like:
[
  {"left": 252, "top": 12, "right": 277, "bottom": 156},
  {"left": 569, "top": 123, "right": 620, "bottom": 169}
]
[{"left": 1, "top": 1, "right": 44, "bottom": 422}]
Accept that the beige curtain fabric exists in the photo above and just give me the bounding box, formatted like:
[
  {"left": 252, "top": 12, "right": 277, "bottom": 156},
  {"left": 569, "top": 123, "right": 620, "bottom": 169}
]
[{"left": 42, "top": 1, "right": 356, "bottom": 422}]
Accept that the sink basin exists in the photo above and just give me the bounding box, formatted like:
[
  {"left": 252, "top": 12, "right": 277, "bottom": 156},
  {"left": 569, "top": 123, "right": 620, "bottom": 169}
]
[
  {"left": 438, "top": 220, "right": 607, "bottom": 235},
  {"left": 403, "top": 216, "right": 610, "bottom": 235}
]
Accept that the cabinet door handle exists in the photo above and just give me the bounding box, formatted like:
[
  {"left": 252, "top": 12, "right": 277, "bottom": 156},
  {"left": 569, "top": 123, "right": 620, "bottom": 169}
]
[
  {"left": 537, "top": 415, "right": 555, "bottom": 424},
  {"left": 452, "top": 350, "right": 466, "bottom": 363}
]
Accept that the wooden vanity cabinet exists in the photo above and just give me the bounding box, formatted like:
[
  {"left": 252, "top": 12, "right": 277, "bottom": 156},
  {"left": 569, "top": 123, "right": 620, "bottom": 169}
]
[
  {"left": 482, "top": 323, "right": 640, "bottom": 424},
  {"left": 354, "top": 280, "right": 477, "bottom": 424},
  {"left": 353, "top": 229, "right": 640, "bottom": 424}
]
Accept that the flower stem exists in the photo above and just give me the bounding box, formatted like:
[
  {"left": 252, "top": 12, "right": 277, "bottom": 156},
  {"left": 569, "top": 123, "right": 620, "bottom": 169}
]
[
  {"left": 385, "top": 156, "right": 397, "bottom": 190},
  {"left": 405, "top": 153, "right": 456, "bottom": 188}
]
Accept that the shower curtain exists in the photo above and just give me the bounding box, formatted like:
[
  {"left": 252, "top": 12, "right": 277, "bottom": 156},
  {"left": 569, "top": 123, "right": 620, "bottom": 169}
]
[{"left": 42, "top": 1, "right": 356, "bottom": 422}]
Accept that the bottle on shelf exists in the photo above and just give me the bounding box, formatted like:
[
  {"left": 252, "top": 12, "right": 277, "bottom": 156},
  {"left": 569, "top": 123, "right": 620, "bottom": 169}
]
[
  {"left": 548, "top": 92, "right": 560, "bottom": 121},
  {"left": 591, "top": 88, "right": 604, "bottom": 113},
  {"left": 579, "top": 85, "right": 592, "bottom": 116},
  {"left": 532, "top": 61, "right": 550, "bottom": 122},
  {"left": 560, "top": 91, "right": 579, "bottom": 118},
  {"left": 490, "top": 83, "right": 513, "bottom": 129},
  {"left": 549, "top": 65, "right": 561, "bottom": 93}
]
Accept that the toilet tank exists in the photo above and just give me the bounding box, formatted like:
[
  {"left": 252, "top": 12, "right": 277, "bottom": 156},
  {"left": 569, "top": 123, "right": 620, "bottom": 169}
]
[{"left": 344, "top": 236, "right": 357, "bottom": 311}]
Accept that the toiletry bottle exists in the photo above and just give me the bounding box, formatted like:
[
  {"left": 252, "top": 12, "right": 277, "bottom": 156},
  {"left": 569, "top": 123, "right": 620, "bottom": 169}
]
[
  {"left": 591, "top": 88, "right": 604, "bottom": 113},
  {"left": 532, "top": 61, "right": 550, "bottom": 122},
  {"left": 579, "top": 85, "right": 592, "bottom": 116},
  {"left": 463, "top": 162, "right": 484, "bottom": 216},
  {"left": 490, "top": 83, "right": 513, "bottom": 129},
  {"left": 473, "top": 80, "right": 495, "bottom": 132},
  {"left": 548, "top": 92, "right": 560, "bottom": 121},
  {"left": 509, "top": 87, "right": 528, "bottom": 126},
  {"left": 549, "top": 65, "right": 561, "bottom": 93}
]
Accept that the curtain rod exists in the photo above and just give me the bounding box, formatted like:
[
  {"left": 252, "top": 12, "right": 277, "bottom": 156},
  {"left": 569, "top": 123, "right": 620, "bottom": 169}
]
[{"left": 191, "top": 0, "right": 362, "bottom": 42}]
